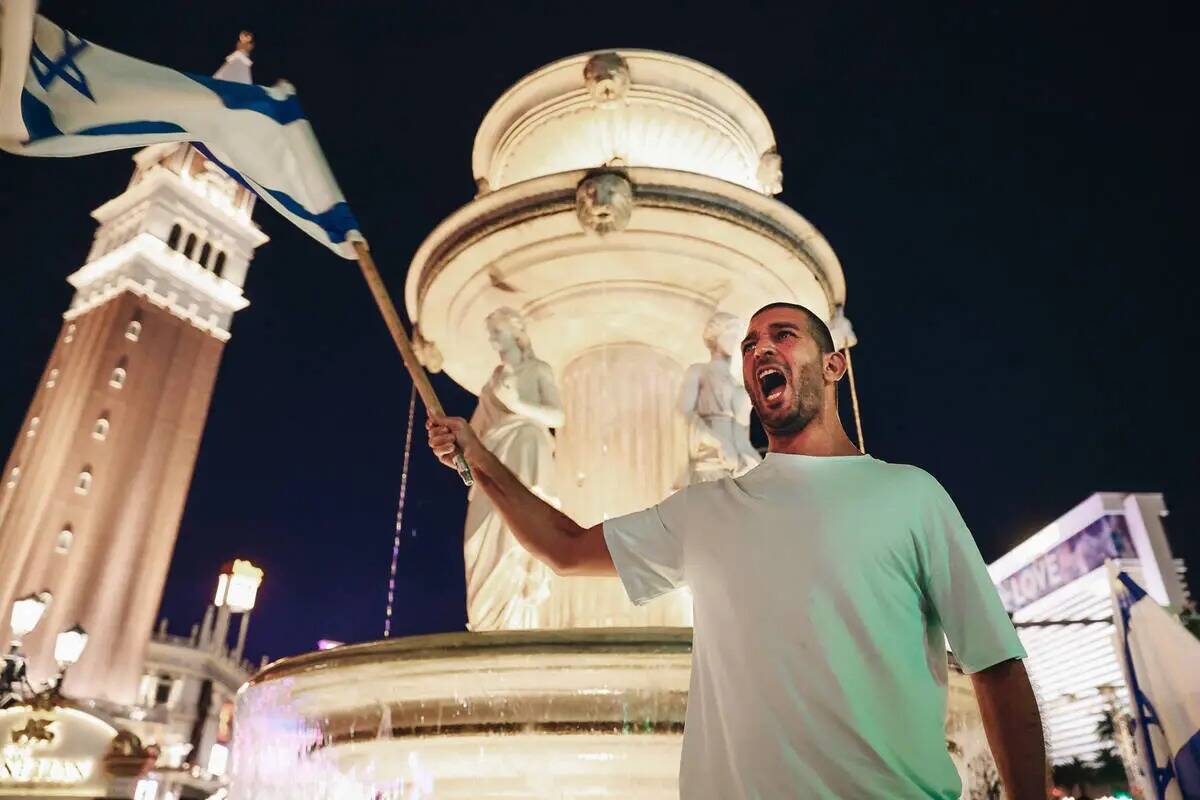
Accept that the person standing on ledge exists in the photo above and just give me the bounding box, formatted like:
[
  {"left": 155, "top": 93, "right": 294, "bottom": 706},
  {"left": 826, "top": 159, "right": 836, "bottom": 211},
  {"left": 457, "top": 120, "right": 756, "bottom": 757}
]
[{"left": 427, "top": 302, "right": 1047, "bottom": 799}]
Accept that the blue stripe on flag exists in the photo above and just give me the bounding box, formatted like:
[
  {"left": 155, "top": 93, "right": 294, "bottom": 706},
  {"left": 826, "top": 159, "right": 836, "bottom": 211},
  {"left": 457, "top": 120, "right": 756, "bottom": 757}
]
[
  {"left": 18, "top": 91, "right": 183, "bottom": 141},
  {"left": 1118, "top": 572, "right": 1149, "bottom": 602},
  {"left": 267, "top": 192, "right": 359, "bottom": 244},
  {"left": 76, "top": 121, "right": 187, "bottom": 136},
  {"left": 193, "top": 142, "right": 359, "bottom": 244},
  {"left": 184, "top": 73, "right": 306, "bottom": 125},
  {"left": 1177, "top": 728, "right": 1200, "bottom": 798},
  {"left": 191, "top": 143, "right": 254, "bottom": 189},
  {"left": 19, "top": 90, "right": 63, "bottom": 142},
  {"left": 1117, "top": 572, "right": 1185, "bottom": 799}
]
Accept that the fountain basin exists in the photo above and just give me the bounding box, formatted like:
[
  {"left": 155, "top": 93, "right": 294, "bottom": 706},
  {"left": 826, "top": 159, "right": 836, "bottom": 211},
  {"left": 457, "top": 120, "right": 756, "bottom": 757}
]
[
  {"left": 230, "top": 629, "right": 691, "bottom": 799},
  {"left": 231, "top": 628, "right": 992, "bottom": 798}
]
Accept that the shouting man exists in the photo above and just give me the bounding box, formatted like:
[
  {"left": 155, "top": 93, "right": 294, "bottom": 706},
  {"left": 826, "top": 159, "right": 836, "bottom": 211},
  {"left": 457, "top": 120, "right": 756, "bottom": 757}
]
[{"left": 427, "top": 302, "right": 1047, "bottom": 798}]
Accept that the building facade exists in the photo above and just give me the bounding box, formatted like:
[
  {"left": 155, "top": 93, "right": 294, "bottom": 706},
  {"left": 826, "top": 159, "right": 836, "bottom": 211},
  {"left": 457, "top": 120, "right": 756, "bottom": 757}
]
[
  {"left": 126, "top": 601, "right": 260, "bottom": 800},
  {"left": 987, "top": 492, "right": 1190, "bottom": 764},
  {"left": 0, "top": 50, "right": 266, "bottom": 707}
]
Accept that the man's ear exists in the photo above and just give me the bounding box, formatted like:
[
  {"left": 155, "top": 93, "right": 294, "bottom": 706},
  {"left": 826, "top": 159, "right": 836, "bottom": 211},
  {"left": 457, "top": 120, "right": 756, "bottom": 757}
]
[{"left": 824, "top": 350, "right": 848, "bottom": 383}]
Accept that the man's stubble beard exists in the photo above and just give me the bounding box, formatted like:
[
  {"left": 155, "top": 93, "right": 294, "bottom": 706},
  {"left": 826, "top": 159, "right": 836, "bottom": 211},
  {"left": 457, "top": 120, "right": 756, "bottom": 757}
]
[{"left": 758, "top": 357, "right": 825, "bottom": 437}]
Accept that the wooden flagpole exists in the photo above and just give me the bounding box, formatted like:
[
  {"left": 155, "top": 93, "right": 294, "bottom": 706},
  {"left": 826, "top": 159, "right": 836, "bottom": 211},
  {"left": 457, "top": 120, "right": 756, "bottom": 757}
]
[{"left": 352, "top": 240, "right": 474, "bottom": 486}]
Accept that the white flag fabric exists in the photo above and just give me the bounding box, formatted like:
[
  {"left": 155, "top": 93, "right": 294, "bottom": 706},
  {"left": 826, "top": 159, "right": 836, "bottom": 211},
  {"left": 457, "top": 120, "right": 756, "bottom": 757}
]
[
  {"left": 1112, "top": 570, "right": 1200, "bottom": 799},
  {"left": 0, "top": 0, "right": 361, "bottom": 258}
]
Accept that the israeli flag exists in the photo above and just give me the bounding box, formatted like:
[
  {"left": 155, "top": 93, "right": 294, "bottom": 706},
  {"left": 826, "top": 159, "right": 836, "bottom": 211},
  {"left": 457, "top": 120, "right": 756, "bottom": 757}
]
[
  {"left": 1112, "top": 570, "right": 1200, "bottom": 799},
  {"left": 0, "top": 0, "right": 361, "bottom": 258}
]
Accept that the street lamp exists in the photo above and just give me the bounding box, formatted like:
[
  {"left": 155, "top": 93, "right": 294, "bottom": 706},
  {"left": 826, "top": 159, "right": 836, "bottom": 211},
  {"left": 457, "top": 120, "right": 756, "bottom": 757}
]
[
  {"left": 208, "top": 559, "right": 263, "bottom": 662},
  {"left": 2, "top": 593, "right": 89, "bottom": 705},
  {"left": 54, "top": 624, "right": 89, "bottom": 670},
  {"left": 10, "top": 590, "right": 52, "bottom": 644},
  {"left": 214, "top": 559, "right": 263, "bottom": 613},
  {"left": 3, "top": 591, "right": 52, "bottom": 705}
]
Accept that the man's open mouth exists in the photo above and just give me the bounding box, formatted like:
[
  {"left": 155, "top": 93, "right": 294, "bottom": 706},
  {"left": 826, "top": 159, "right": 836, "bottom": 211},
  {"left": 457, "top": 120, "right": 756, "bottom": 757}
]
[{"left": 756, "top": 366, "right": 787, "bottom": 402}]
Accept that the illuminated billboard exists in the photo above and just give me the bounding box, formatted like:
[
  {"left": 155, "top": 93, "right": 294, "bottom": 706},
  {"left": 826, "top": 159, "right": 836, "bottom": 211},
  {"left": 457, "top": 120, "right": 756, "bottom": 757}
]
[{"left": 997, "top": 514, "right": 1136, "bottom": 613}]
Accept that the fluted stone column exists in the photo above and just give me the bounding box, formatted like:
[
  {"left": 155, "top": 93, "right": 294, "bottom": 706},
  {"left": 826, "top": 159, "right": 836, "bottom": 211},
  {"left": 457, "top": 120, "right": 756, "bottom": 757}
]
[{"left": 543, "top": 343, "right": 692, "bottom": 628}]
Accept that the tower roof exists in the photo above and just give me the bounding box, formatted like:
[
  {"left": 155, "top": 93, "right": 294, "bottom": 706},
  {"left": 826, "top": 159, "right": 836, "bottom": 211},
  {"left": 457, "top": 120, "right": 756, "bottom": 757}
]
[{"left": 212, "top": 31, "right": 254, "bottom": 84}]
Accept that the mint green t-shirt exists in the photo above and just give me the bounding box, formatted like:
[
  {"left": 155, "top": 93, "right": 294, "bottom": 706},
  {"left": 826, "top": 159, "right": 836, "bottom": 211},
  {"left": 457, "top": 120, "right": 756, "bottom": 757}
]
[{"left": 603, "top": 453, "right": 1025, "bottom": 799}]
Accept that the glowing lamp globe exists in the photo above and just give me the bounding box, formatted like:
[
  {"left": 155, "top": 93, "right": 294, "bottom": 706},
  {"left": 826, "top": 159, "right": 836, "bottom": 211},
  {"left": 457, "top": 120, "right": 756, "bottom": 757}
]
[
  {"left": 214, "top": 559, "right": 263, "bottom": 613},
  {"left": 208, "top": 743, "right": 230, "bottom": 777},
  {"left": 10, "top": 590, "right": 52, "bottom": 640},
  {"left": 54, "top": 623, "right": 89, "bottom": 667}
]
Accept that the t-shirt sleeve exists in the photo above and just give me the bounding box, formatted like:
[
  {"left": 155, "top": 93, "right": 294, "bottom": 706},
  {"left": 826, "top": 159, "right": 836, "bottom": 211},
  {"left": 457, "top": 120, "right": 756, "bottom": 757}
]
[
  {"left": 602, "top": 489, "right": 689, "bottom": 606},
  {"left": 914, "top": 473, "right": 1027, "bottom": 673}
]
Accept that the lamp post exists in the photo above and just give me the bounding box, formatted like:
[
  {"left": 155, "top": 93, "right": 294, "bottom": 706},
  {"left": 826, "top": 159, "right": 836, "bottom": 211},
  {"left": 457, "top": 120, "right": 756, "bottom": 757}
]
[
  {"left": 215, "top": 559, "right": 264, "bottom": 613},
  {"left": 207, "top": 559, "right": 263, "bottom": 659},
  {"left": 2, "top": 590, "right": 51, "bottom": 705},
  {"left": 1, "top": 592, "right": 89, "bottom": 705}
]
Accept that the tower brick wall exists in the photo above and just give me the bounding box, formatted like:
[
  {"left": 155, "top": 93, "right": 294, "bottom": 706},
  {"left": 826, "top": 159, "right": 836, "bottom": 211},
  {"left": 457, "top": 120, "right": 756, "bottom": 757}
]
[{"left": 1, "top": 292, "right": 226, "bottom": 703}]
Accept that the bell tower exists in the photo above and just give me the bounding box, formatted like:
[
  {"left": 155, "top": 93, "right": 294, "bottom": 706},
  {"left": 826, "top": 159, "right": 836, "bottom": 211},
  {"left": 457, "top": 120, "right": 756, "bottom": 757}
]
[{"left": 0, "top": 37, "right": 267, "bottom": 706}]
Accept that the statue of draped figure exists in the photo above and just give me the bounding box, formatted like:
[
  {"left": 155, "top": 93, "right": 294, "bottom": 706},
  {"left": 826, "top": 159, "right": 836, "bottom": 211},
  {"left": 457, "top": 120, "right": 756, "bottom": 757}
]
[
  {"left": 678, "top": 311, "right": 761, "bottom": 485},
  {"left": 464, "top": 307, "right": 565, "bottom": 631}
]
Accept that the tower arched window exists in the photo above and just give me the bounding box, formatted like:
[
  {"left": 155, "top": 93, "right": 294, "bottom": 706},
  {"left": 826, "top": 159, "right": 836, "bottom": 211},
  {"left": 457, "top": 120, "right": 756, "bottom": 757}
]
[
  {"left": 64, "top": 323, "right": 76, "bottom": 344},
  {"left": 45, "top": 368, "right": 60, "bottom": 388},
  {"left": 213, "top": 251, "right": 227, "bottom": 277},
  {"left": 109, "top": 359, "right": 128, "bottom": 389},
  {"left": 26, "top": 417, "right": 39, "bottom": 438},
  {"left": 183, "top": 233, "right": 197, "bottom": 259},
  {"left": 93, "top": 414, "right": 110, "bottom": 442},
  {"left": 55, "top": 526, "right": 74, "bottom": 555},
  {"left": 167, "top": 224, "right": 182, "bottom": 250},
  {"left": 5, "top": 467, "right": 19, "bottom": 489},
  {"left": 75, "top": 467, "right": 93, "bottom": 496},
  {"left": 126, "top": 319, "right": 142, "bottom": 342},
  {"left": 199, "top": 242, "right": 212, "bottom": 269}
]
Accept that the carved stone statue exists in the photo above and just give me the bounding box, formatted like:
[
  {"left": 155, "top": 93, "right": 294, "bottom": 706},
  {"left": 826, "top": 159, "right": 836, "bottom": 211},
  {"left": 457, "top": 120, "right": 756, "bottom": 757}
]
[
  {"left": 464, "top": 307, "right": 564, "bottom": 630},
  {"left": 575, "top": 172, "right": 633, "bottom": 235},
  {"left": 828, "top": 306, "right": 857, "bottom": 351},
  {"left": 678, "top": 312, "right": 761, "bottom": 484},
  {"left": 103, "top": 729, "right": 158, "bottom": 779}
]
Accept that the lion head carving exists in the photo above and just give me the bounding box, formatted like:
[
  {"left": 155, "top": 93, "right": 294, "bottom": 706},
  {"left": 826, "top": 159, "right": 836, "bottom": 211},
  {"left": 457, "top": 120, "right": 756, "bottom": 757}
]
[
  {"left": 583, "top": 53, "right": 631, "bottom": 109},
  {"left": 575, "top": 172, "right": 634, "bottom": 235}
]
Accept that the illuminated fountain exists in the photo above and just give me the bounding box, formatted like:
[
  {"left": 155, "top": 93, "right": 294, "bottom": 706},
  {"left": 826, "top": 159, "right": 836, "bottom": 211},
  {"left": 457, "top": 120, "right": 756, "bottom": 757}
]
[{"left": 231, "top": 51, "right": 988, "bottom": 798}]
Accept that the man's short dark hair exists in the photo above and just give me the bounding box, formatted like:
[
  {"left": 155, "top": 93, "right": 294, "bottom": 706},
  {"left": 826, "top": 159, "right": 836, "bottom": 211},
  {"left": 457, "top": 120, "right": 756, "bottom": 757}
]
[{"left": 751, "top": 302, "right": 835, "bottom": 354}]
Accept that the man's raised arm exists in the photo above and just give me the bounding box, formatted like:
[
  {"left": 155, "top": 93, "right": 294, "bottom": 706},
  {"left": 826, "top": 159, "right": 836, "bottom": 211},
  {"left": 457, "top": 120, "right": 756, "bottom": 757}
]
[{"left": 426, "top": 415, "right": 615, "bottom": 577}]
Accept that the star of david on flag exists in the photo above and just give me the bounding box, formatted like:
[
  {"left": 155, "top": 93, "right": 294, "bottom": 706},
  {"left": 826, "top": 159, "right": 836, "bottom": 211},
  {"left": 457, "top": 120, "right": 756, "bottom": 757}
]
[
  {"left": 0, "top": 0, "right": 362, "bottom": 258},
  {"left": 30, "top": 26, "right": 93, "bottom": 100}
]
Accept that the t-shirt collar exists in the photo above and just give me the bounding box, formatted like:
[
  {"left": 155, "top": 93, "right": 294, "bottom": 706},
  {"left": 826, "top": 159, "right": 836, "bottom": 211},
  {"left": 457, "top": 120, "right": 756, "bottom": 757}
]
[{"left": 763, "top": 451, "right": 872, "bottom": 465}]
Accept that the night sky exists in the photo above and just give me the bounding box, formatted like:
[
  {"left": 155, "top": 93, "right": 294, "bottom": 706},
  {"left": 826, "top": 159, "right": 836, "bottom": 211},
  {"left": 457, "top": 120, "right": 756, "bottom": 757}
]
[{"left": 1, "top": 1, "right": 1194, "bottom": 664}]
